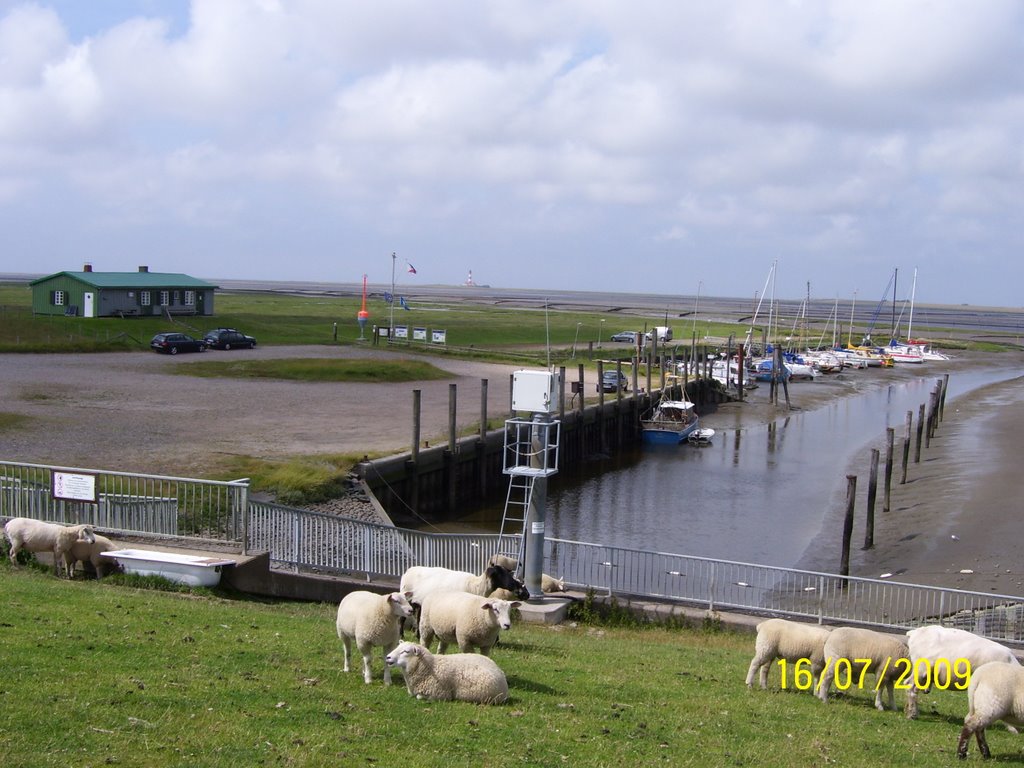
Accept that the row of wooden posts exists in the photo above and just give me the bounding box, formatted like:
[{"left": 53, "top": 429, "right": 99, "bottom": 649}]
[{"left": 838, "top": 373, "right": 951, "bottom": 578}]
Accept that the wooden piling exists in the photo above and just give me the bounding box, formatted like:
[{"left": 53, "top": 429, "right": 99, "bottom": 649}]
[
  {"left": 914, "top": 403, "right": 925, "bottom": 463},
  {"left": 840, "top": 474, "right": 857, "bottom": 579},
  {"left": 883, "top": 427, "right": 894, "bottom": 513},
  {"left": 864, "top": 449, "right": 879, "bottom": 550},
  {"left": 901, "top": 410, "right": 912, "bottom": 484}
]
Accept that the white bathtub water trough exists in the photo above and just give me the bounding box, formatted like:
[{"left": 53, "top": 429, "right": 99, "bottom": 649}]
[{"left": 102, "top": 549, "right": 236, "bottom": 587}]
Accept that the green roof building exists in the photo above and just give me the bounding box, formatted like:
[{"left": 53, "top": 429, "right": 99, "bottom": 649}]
[{"left": 29, "top": 265, "right": 218, "bottom": 318}]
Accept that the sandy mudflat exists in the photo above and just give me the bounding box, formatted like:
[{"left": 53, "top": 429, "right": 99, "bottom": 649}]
[{"left": 2, "top": 344, "right": 1023, "bottom": 596}]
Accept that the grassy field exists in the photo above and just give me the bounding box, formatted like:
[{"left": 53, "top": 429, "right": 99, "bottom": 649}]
[{"left": 0, "top": 564, "right": 991, "bottom": 767}]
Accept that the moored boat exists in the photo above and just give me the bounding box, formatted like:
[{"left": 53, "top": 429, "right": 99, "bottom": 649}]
[{"left": 641, "top": 399, "right": 700, "bottom": 444}]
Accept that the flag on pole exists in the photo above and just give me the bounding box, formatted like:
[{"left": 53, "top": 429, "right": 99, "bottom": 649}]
[
  {"left": 406, "top": 261, "right": 417, "bottom": 274},
  {"left": 400, "top": 296, "right": 410, "bottom": 310}
]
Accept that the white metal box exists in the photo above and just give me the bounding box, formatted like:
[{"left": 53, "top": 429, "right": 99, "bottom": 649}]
[{"left": 511, "top": 369, "right": 560, "bottom": 413}]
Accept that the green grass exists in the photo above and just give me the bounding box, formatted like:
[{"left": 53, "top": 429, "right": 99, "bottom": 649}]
[
  {"left": 173, "top": 357, "right": 456, "bottom": 383},
  {"left": 0, "top": 412, "right": 32, "bottom": 431},
  {"left": 0, "top": 565, "right": 992, "bottom": 767}
]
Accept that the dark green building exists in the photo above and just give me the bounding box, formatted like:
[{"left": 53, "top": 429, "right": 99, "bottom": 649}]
[{"left": 30, "top": 265, "right": 218, "bottom": 318}]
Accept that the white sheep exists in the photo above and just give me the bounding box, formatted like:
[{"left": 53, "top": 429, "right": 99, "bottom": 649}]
[
  {"left": 745, "top": 618, "right": 833, "bottom": 691},
  {"left": 335, "top": 590, "right": 414, "bottom": 685},
  {"left": 816, "top": 626, "right": 909, "bottom": 711},
  {"left": 905, "top": 625, "right": 1020, "bottom": 719},
  {"left": 63, "top": 533, "right": 120, "bottom": 579},
  {"left": 419, "top": 591, "right": 521, "bottom": 655},
  {"left": 399, "top": 564, "right": 529, "bottom": 635},
  {"left": 957, "top": 661, "right": 1024, "bottom": 759},
  {"left": 384, "top": 641, "right": 509, "bottom": 704},
  {"left": 3, "top": 517, "right": 95, "bottom": 578}
]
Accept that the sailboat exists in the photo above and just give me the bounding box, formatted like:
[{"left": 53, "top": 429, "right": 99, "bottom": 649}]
[{"left": 886, "top": 268, "right": 948, "bottom": 361}]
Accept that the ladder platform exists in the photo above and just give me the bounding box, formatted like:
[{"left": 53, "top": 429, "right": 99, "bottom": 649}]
[{"left": 504, "top": 466, "right": 557, "bottom": 478}]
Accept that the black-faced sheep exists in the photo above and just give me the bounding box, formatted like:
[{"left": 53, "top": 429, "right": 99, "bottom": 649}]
[
  {"left": 745, "top": 618, "right": 832, "bottom": 691},
  {"left": 336, "top": 590, "right": 414, "bottom": 685},
  {"left": 905, "top": 625, "right": 1019, "bottom": 719},
  {"left": 418, "top": 591, "right": 521, "bottom": 655},
  {"left": 816, "top": 626, "right": 909, "bottom": 711},
  {"left": 488, "top": 554, "right": 565, "bottom": 593},
  {"left": 3, "top": 517, "right": 95, "bottom": 578},
  {"left": 957, "top": 661, "right": 1024, "bottom": 759},
  {"left": 385, "top": 641, "right": 509, "bottom": 704}
]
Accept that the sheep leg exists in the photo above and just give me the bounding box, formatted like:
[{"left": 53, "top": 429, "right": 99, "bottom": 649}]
[
  {"left": 975, "top": 727, "right": 991, "bottom": 759},
  {"left": 744, "top": 656, "right": 764, "bottom": 688},
  {"left": 340, "top": 637, "right": 352, "bottom": 673},
  {"left": 957, "top": 725, "right": 973, "bottom": 759},
  {"left": 436, "top": 640, "right": 449, "bottom": 654},
  {"left": 356, "top": 640, "right": 375, "bottom": 684}
]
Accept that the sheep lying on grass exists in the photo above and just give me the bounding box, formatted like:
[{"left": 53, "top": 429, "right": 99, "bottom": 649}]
[
  {"left": 957, "top": 661, "right": 1024, "bottom": 759},
  {"left": 385, "top": 641, "right": 509, "bottom": 704},
  {"left": 817, "top": 626, "right": 909, "bottom": 711},
  {"left": 488, "top": 554, "right": 566, "bottom": 593},
  {"left": 3, "top": 518, "right": 95, "bottom": 578},
  {"left": 336, "top": 590, "right": 414, "bottom": 685},
  {"left": 905, "top": 625, "right": 1020, "bottom": 720},
  {"left": 64, "top": 533, "right": 120, "bottom": 579},
  {"left": 419, "top": 591, "right": 521, "bottom": 655},
  {"left": 745, "top": 618, "right": 832, "bottom": 691}
]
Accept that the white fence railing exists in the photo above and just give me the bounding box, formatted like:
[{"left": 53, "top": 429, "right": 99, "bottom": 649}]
[
  {"left": 5, "top": 460, "right": 1023, "bottom": 646},
  {"left": 0, "top": 461, "right": 249, "bottom": 542},
  {"left": 247, "top": 502, "right": 1024, "bottom": 646}
]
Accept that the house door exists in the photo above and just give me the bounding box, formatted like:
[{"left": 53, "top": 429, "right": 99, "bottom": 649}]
[{"left": 83, "top": 292, "right": 95, "bottom": 318}]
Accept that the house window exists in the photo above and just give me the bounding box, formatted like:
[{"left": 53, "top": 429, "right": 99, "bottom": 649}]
[
  {"left": 160, "top": 291, "right": 170, "bottom": 306},
  {"left": 184, "top": 290, "right": 196, "bottom": 306},
  {"left": 53, "top": 290, "right": 65, "bottom": 306},
  {"left": 140, "top": 291, "right": 151, "bottom": 306}
]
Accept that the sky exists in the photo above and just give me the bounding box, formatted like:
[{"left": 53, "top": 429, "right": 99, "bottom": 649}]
[{"left": 1, "top": 1, "right": 1022, "bottom": 307}]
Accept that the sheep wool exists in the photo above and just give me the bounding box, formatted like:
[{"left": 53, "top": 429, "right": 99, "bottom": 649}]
[
  {"left": 745, "top": 618, "right": 832, "bottom": 691},
  {"left": 385, "top": 641, "right": 509, "bottom": 704},
  {"left": 336, "top": 590, "right": 414, "bottom": 685},
  {"left": 906, "top": 625, "right": 1020, "bottom": 720},
  {"left": 419, "top": 591, "right": 520, "bottom": 655},
  {"left": 817, "top": 626, "right": 909, "bottom": 711},
  {"left": 64, "top": 533, "right": 119, "bottom": 578},
  {"left": 4, "top": 518, "right": 95, "bottom": 578},
  {"left": 958, "top": 661, "right": 1024, "bottom": 759}
]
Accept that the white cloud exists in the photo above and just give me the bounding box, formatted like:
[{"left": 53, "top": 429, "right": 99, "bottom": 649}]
[{"left": 0, "top": 0, "right": 1022, "bottom": 305}]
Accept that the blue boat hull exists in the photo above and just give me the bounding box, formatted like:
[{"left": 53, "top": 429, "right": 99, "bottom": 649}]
[{"left": 641, "top": 420, "right": 700, "bottom": 445}]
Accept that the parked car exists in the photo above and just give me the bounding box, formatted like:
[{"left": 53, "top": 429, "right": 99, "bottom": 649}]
[
  {"left": 598, "top": 370, "right": 629, "bottom": 393},
  {"left": 203, "top": 328, "right": 257, "bottom": 350},
  {"left": 150, "top": 332, "right": 206, "bottom": 355},
  {"left": 610, "top": 330, "right": 640, "bottom": 343}
]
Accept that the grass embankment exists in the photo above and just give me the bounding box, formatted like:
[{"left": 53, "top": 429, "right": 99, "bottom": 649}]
[
  {"left": 0, "top": 566, "right": 982, "bottom": 767},
  {"left": 175, "top": 357, "right": 455, "bottom": 383}
]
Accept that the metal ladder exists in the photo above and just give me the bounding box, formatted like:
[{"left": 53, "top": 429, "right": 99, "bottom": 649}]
[{"left": 495, "top": 469, "right": 537, "bottom": 574}]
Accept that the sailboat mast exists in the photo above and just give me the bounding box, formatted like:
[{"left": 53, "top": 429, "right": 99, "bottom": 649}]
[
  {"left": 891, "top": 268, "right": 898, "bottom": 338},
  {"left": 906, "top": 267, "right": 917, "bottom": 341}
]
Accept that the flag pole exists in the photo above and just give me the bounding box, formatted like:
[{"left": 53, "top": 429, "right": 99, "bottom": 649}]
[{"left": 389, "top": 252, "right": 396, "bottom": 341}]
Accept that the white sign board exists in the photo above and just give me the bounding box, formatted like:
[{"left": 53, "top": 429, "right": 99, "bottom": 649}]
[
  {"left": 395, "top": 325, "right": 409, "bottom": 339},
  {"left": 52, "top": 471, "right": 98, "bottom": 503},
  {"left": 413, "top": 327, "right": 427, "bottom": 341},
  {"left": 431, "top": 329, "right": 447, "bottom": 344}
]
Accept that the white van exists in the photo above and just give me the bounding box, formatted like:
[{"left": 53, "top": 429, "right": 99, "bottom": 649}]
[{"left": 645, "top": 326, "right": 673, "bottom": 343}]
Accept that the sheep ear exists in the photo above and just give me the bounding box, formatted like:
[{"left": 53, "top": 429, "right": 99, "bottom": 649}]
[
  {"left": 403, "top": 590, "right": 413, "bottom": 600},
  {"left": 511, "top": 602, "right": 522, "bottom": 608},
  {"left": 481, "top": 602, "right": 493, "bottom": 610}
]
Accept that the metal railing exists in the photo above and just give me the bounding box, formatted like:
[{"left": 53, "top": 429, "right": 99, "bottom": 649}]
[
  {"left": 0, "top": 461, "right": 249, "bottom": 543},
  {"left": 5, "top": 459, "right": 1022, "bottom": 646}
]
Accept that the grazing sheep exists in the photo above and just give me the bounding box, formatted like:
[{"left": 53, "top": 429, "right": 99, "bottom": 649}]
[
  {"left": 63, "top": 533, "right": 120, "bottom": 579},
  {"left": 957, "top": 661, "right": 1024, "bottom": 759},
  {"left": 817, "top": 626, "right": 909, "bottom": 711},
  {"left": 3, "top": 518, "right": 95, "bottom": 578},
  {"left": 419, "top": 591, "right": 521, "bottom": 655},
  {"left": 906, "top": 625, "right": 1020, "bottom": 719},
  {"left": 385, "top": 641, "right": 509, "bottom": 704},
  {"left": 336, "top": 590, "right": 414, "bottom": 685},
  {"left": 399, "top": 564, "right": 528, "bottom": 635},
  {"left": 745, "top": 618, "right": 833, "bottom": 691}
]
